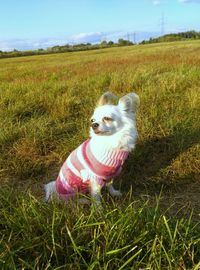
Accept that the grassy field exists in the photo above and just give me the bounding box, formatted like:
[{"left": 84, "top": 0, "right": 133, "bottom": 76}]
[{"left": 0, "top": 41, "right": 200, "bottom": 269}]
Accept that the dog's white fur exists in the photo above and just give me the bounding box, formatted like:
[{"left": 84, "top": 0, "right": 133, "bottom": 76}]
[{"left": 44, "top": 92, "right": 139, "bottom": 204}]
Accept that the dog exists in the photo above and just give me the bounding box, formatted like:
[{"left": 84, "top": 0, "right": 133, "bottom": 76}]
[{"left": 44, "top": 91, "right": 140, "bottom": 205}]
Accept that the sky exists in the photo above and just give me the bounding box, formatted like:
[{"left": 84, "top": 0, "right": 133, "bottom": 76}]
[{"left": 0, "top": 0, "right": 200, "bottom": 51}]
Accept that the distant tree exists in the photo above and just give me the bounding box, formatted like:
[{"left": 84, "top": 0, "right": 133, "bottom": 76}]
[
  {"left": 108, "top": 41, "right": 114, "bottom": 46},
  {"left": 118, "top": 39, "right": 133, "bottom": 46},
  {"left": 100, "top": 40, "right": 107, "bottom": 46},
  {"left": 51, "top": 46, "right": 61, "bottom": 51}
]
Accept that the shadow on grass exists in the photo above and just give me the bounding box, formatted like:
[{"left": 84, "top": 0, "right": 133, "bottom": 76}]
[{"left": 120, "top": 124, "right": 200, "bottom": 195}]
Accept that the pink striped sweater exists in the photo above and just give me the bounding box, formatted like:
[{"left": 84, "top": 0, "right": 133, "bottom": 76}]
[{"left": 56, "top": 139, "right": 129, "bottom": 199}]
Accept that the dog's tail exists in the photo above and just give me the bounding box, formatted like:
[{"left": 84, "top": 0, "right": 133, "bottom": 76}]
[{"left": 44, "top": 181, "right": 56, "bottom": 202}]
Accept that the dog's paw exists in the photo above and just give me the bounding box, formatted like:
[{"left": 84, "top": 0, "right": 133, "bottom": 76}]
[
  {"left": 107, "top": 184, "right": 122, "bottom": 197},
  {"left": 110, "top": 190, "right": 122, "bottom": 197},
  {"left": 44, "top": 181, "right": 56, "bottom": 202}
]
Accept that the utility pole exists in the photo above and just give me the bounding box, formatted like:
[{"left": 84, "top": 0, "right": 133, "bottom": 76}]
[
  {"left": 127, "top": 32, "right": 130, "bottom": 41},
  {"left": 127, "top": 32, "right": 136, "bottom": 43},
  {"left": 133, "top": 32, "right": 136, "bottom": 43}
]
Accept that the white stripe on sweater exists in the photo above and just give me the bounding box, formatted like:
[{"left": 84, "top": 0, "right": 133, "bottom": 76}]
[
  {"left": 76, "top": 144, "right": 97, "bottom": 178},
  {"left": 66, "top": 154, "right": 80, "bottom": 177},
  {"left": 59, "top": 170, "right": 75, "bottom": 191}
]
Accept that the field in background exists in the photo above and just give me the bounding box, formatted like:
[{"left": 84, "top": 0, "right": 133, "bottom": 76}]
[{"left": 0, "top": 41, "right": 200, "bottom": 269}]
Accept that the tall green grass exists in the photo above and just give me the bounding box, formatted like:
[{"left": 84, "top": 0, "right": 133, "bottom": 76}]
[
  {"left": 0, "top": 41, "right": 200, "bottom": 268},
  {"left": 1, "top": 188, "right": 200, "bottom": 269}
]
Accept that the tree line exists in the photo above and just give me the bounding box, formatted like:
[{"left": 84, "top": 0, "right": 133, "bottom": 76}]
[
  {"left": 1, "top": 30, "right": 200, "bottom": 59},
  {"left": 0, "top": 39, "right": 134, "bottom": 59},
  {"left": 140, "top": 30, "right": 200, "bottom": 44}
]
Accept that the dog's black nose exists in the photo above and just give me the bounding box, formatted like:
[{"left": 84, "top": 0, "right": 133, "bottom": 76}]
[{"left": 92, "top": 123, "right": 99, "bottom": 130}]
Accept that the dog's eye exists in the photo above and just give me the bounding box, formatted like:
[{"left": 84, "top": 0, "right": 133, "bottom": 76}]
[
  {"left": 90, "top": 118, "right": 95, "bottom": 123},
  {"left": 103, "top": 117, "right": 113, "bottom": 122}
]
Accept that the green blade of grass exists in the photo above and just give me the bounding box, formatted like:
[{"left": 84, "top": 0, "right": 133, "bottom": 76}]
[
  {"left": 118, "top": 248, "right": 142, "bottom": 270},
  {"left": 66, "top": 225, "right": 89, "bottom": 268}
]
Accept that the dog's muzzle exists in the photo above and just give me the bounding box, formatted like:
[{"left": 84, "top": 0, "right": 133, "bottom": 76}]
[{"left": 91, "top": 122, "right": 99, "bottom": 130}]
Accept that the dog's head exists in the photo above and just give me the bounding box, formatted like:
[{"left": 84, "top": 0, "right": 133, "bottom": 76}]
[{"left": 90, "top": 91, "right": 140, "bottom": 137}]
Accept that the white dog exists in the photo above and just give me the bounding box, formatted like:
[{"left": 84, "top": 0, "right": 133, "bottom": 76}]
[{"left": 44, "top": 92, "right": 139, "bottom": 205}]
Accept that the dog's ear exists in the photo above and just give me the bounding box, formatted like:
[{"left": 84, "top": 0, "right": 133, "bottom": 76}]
[
  {"left": 118, "top": 93, "right": 140, "bottom": 113},
  {"left": 97, "top": 91, "right": 118, "bottom": 107}
]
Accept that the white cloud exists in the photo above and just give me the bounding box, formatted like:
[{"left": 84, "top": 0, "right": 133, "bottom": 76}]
[
  {"left": 70, "top": 32, "right": 104, "bottom": 43},
  {"left": 0, "top": 32, "right": 106, "bottom": 51},
  {"left": 178, "top": 0, "right": 200, "bottom": 3},
  {"left": 0, "top": 37, "right": 69, "bottom": 51},
  {"left": 153, "top": 0, "right": 162, "bottom": 5},
  {"left": 152, "top": 0, "right": 200, "bottom": 4},
  {"left": 151, "top": 0, "right": 168, "bottom": 5}
]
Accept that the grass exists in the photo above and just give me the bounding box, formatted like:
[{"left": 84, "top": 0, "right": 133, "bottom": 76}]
[
  {"left": 1, "top": 189, "right": 200, "bottom": 269},
  {"left": 0, "top": 40, "right": 200, "bottom": 268}
]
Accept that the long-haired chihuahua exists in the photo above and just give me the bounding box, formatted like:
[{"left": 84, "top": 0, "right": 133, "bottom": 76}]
[{"left": 45, "top": 91, "right": 140, "bottom": 205}]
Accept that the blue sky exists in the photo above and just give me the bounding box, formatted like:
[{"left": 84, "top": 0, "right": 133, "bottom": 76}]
[{"left": 0, "top": 0, "right": 200, "bottom": 51}]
